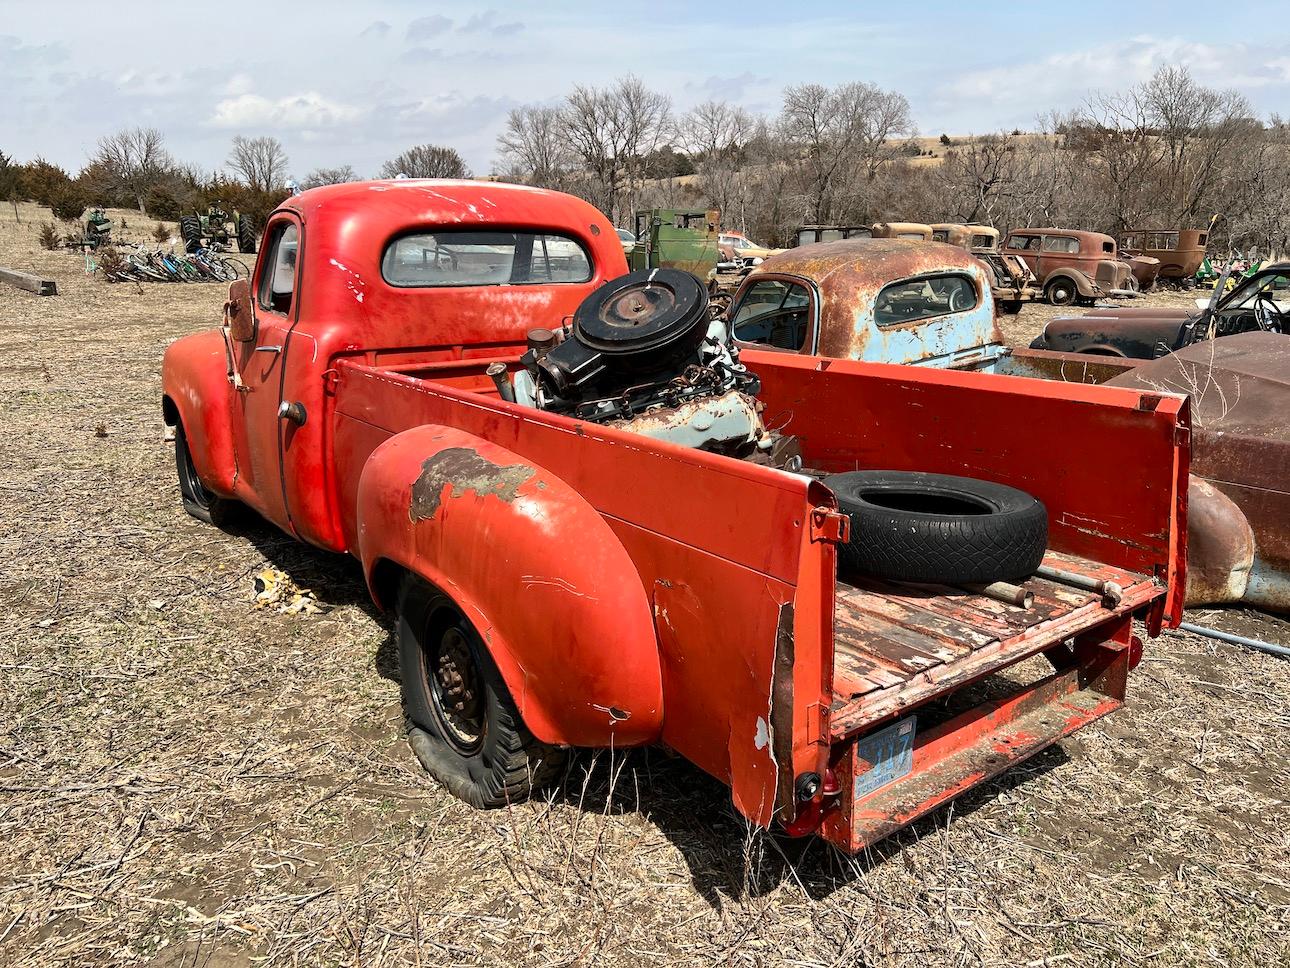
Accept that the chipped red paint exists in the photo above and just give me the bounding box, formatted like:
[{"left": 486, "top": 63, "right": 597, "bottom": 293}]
[{"left": 162, "top": 180, "right": 1191, "bottom": 852}]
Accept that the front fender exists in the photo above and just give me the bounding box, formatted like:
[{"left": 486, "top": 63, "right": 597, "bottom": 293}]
[
  {"left": 162, "top": 330, "right": 237, "bottom": 496},
  {"left": 356, "top": 425, "right": 662, "bottom": 748}
]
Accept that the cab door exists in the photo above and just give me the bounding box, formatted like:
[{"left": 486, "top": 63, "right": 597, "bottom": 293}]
[{"left": 229, "top": 214, "right": 301, "bottom": 533}]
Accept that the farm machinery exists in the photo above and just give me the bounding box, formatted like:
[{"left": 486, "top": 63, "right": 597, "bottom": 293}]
[{"left": 179, "top": 202, "right": 257, "bottom": 254}]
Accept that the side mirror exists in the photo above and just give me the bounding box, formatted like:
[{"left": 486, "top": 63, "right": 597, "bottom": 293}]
[{"left": 225, "top": 279, "right": 257, "bottom": 342}]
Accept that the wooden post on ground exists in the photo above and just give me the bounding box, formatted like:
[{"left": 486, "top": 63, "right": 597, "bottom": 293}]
[{"left": 0, "top": 266, "right": 57, "bottom": 296}]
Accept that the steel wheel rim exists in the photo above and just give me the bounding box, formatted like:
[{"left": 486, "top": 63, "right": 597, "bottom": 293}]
[{"left": 425, "top": 624, "right": 484, "bottom": 753}]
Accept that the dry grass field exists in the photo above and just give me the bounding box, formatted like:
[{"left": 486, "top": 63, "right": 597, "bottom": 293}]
[{"left": 1, "top": 201, "right": 1288, "bottom": 967}]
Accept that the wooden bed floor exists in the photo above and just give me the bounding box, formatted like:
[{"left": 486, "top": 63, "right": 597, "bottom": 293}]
[{"left": 830, "top": 550, "right": 1157, "bottom": 738}]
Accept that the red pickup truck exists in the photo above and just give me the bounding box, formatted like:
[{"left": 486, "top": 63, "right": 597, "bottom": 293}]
[{"left": 162, "top": 180, "right": 1189, "bottom": 852}]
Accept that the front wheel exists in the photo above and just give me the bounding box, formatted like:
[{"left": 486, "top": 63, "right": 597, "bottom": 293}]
[
  {"left": 1045, "top": 278, "right": 1077, "bottom": 306},
  {"left": 174, "top": 422, "right": 234, "bottom": 526},
  {"left": 396, "top": 576, "right": 565, "bottom": 808}
]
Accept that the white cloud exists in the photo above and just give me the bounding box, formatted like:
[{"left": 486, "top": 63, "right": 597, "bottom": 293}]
[
  {"left": 209, "top": 92, "right": 363, "bottom": 129},
  {"left": 940, "top": 36, "right": 1290, "bottom": 111},
  {"left": 222, "top": 73, "right": 254, "bottom": 96}
]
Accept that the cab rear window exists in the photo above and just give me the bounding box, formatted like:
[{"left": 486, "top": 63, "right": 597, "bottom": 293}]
[{"left": 382, "top": 231, "right": 593, "bottom": 287}]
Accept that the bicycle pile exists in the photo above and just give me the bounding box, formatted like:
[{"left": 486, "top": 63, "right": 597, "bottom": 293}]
[{"left": 96, "top": 245, "right": 249, "bottom": 284}]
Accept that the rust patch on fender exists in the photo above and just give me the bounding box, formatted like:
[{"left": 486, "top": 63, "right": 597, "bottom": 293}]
[{"left": 409, "top": 447, "right": 536, "bottom": 521}]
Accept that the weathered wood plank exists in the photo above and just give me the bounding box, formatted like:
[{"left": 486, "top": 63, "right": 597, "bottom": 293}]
[{"left": 0, "top": 266, "right": 57, "bottom": 296}]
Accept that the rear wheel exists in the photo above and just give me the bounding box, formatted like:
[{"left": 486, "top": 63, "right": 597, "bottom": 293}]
[
  {"left": 179, "top": 215, "right": 203, "bottom": 255},
  {"left": 236, "top": 214, "right": 257, "bottom": 254},
  {"left": 396, "top": 575, "right": 565, "bottom": 808},
  {"left": 174, "top": 422, "right": 234, "bottom": 526},
  {"left": 1044, "top": 278, "right": 1077, "bottom": 306}
]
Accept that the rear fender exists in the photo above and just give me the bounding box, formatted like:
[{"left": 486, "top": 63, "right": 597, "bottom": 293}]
[
  {"left": 1049, "top": 268, "right": 1099, "bottom": 298},
  {"left": 356, "top": 425, "right": 662, "bottom": 748},
  {"left": 161, "top": 330, "right": 238, "bottom": 495}
]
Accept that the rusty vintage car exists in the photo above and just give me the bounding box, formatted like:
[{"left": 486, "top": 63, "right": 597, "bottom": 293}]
[
  {"left": 932, "top": 223, "right": 1040, "bottom": 315},
  {"left": 1107, "top": 333, "right": 1289, "bottom": 612},
  {"left": 1120, "top": 228, "right": 1208, "bottom": 285},
  {"left": 1033, "top": 262, "right": 1289, "bottom": 358},
  {"left": 1003, "top": 228, "right": 1138, "bottom": 305},
  {"left": 730, "top": 238, "right": 1002, "bottom": 367},
  {"left": 734, "top": 240, "right": 1283, "bottom": 613}
]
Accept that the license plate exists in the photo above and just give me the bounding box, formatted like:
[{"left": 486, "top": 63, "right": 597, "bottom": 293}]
[{"left": 853, "top": 716, "right": 917, "bottom": 801}]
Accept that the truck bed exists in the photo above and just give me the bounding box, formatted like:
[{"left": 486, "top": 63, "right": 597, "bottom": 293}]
[{"left": 830, "top": 550, "right": 1155, "bottom": 739}]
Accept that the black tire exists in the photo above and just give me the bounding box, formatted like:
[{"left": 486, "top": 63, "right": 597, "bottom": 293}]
[
  {"left": 999, "top": 300, "right": 1023, "bottom": 315},
  {"left": 1045, "top": 278, "right": 1077, "bottom": 306},
  {"left": 397, "top": 575, "right": 565, "bottom": 808},
  {"left": 826, "top": 470, "right": 1048, "bottom": 584},
  {"left": 179, "top": 215, "right": 203, "bottom": 255},
  {"left": 174, "top": 422, "right": 233, "bottom": 526},
  {"left": 236, "top": 214, "right": 257, "bottom": 254},
  {"left": 1029, "top": 334, "right": 1048, "bottom": 349}
]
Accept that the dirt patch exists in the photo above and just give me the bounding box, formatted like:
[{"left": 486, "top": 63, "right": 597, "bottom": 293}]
[{"left": 2, "top": 205, "right": 1287, "bottom": 966}]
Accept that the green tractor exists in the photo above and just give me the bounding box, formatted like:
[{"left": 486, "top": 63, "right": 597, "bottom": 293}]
[
  {"left": 179, "top": 202, "right": 257, "bottom": 254},
  {"left": 83, "top": 208, "right": 113, "bottom": 248}
]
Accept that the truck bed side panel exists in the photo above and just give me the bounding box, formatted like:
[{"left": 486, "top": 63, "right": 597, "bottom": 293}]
[{"left": 332, "top": 362, "right": 830, "bottom": 825}]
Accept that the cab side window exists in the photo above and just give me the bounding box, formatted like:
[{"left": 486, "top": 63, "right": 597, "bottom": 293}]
[
  {"left": 731, "top": 279, "right": 812, "bottom": 351},
  {"left": 1042, "top": 235, "right": 1079, "bottom": 254},
  {"left": 258, "top": 221, "right": 299, "bottom": 316}
]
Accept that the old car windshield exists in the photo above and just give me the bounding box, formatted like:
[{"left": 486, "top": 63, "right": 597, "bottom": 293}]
[
  {"left": 731, "top": 279, "right": 811, "bottom": 351},
  {"left": 1226, "top": 272, "right": 1290, "bottom": 311},
  {"left": 875, "top": 274, "right": 978, "bottom": 327},
  {"left": 382, "top": 231, "right": 593, "bottom": 287}
]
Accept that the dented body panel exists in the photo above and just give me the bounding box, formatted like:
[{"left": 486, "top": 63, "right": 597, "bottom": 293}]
[{"left": 163, "top": 179, "right": 1191, "bottom": 851}]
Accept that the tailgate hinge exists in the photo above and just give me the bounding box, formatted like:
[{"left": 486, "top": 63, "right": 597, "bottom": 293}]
[
  {"left": 322, "top": 368, "right": 340, "bottom": 395},
  {"left": 809, "top": 507, "right": 850, "bottom": 544}
]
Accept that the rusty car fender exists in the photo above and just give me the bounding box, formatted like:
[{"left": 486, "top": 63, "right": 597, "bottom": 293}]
[
  {"left": 355, "top": 424, "right": 663, "bottom": 749},
  {"left": 1046, "top": 267, "right": 1100, "bottom": 299},
  {"left": 161, "top": 330, "right": 238, "bottom": 496}
]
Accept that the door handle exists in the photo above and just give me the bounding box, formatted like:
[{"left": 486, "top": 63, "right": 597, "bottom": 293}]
[
  {"left": 255, "top": 345, "right": 282, "bottom": 354},
  {"left": 278, "top": 401, "right": 307, "bottom": 425}
]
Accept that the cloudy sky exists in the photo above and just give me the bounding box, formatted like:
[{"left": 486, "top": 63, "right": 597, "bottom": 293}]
[{"left": 4, "top": 0, "right": 1290, "bottom": 180}]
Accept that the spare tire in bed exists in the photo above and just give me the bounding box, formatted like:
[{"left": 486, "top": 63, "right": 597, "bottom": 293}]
[{"left": 825, "top": 470, "right": 1047, "bottom": 584}]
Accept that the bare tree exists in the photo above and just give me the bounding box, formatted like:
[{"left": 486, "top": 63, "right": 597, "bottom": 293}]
[
  {"left": 561, "top": 75, "right": 671, "bottom": 223},
  {"left": 378, "top": 145, "right": 471, "bottom": 179},
  {"left": 779, "top": 81, "right": 913, "bottom": 224},
  {"left": 302, "top": 165, "right": 359, "bottom": 189},
  {"left": 227, "top": 135, "right": 290, "bottom": 192},
  {"left": 936, "top": 133, "right": 1023, "bottom": 224},
  {"left": 92, "top": 127, "right": 174, "bottom": 213},
  {"left": 680, "top": 100, "right": 754, "bottom": 229},
  {"left": 1076, "top": 86, "right": 1164, "bottom": 232},
  {"left": 1144, "top": 66, "right": 1255, "bottom": 226},
  {"left": 496, "top": 105, "right": 573, "bottom": 188}
]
